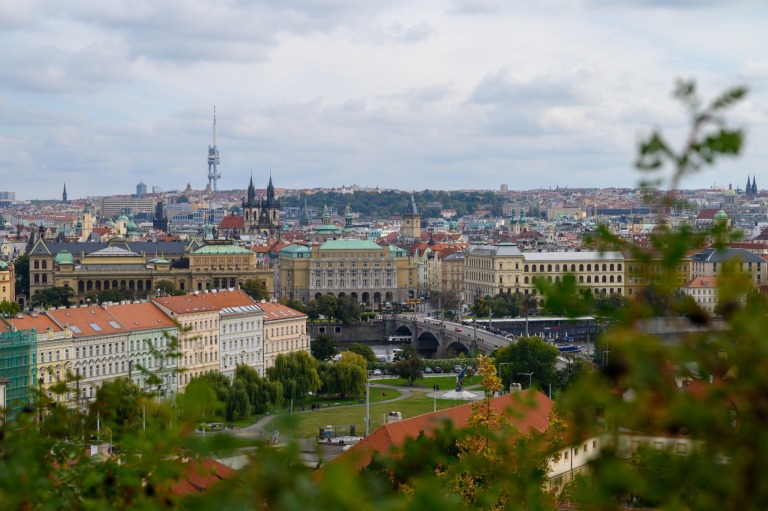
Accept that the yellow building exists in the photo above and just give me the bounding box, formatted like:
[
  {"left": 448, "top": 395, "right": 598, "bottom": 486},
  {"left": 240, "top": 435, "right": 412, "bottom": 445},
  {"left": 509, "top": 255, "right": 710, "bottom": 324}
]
[
  {"left": 0, "top": 261, "right": 15, "bottom": 305},
  {"left": 259, "top": 300, "right": 309, "bottom": 369},
  {"left": 464, "top": 243, "right": 626, "bottom": 304},
  {"left": 277, "top": 239, "right": 416, "bottom": 306},
  {"left": 152, "top": 293, "right": 221, "bottom": 393},
  {"left": 623, "top": 252, "right": 690, "bottom": 298}
]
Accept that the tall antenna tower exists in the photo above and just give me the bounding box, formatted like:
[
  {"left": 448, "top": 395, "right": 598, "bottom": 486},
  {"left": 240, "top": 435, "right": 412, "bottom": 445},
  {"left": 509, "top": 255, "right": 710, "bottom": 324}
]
[{"left": 207, "top": 107, "right": 221, "bottom": 192}]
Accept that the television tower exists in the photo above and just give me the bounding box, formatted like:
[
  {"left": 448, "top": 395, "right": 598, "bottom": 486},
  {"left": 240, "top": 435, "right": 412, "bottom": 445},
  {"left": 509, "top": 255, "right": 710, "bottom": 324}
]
[{"left": 207, "top": 107, "right": 221, "bottom": 192}]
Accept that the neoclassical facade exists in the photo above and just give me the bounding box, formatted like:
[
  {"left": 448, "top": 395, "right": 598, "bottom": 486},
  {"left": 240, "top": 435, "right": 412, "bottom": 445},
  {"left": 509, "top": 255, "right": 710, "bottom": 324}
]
[{"left": 277, "top": 239, "right": 416, "bottom": 305}]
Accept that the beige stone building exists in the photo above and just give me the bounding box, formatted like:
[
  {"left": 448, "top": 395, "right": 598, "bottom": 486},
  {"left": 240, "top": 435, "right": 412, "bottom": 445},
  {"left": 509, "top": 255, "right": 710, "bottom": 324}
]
[
  {"left": 152, "top": 293, "right": 221, "bottom": 392},
  {"left": 259, "top": 301, "right": 309, "bottom": 369},
  {"left": 277, "top": 239, "right": 416, "bottom": 306},
  {"left": 463, "top": 243, "right": 625, "bottom": 304}
]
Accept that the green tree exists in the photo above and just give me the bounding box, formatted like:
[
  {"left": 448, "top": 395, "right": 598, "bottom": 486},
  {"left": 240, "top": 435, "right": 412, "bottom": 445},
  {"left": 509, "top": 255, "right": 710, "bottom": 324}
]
[
  {"left": 494, "top": 336, "right": 559, "bottom": 390},
  {"left": 392, "top": 355, "right": 424, "bottom": 385},
  {"left": 319, "top": 293, "right": 338, "bottom": 320},
  {"left": 305, "top": 299, "right": 321, "bottom": 323},
  {"left": 0, "top": 300, "right": 21, "bottom": 315},
  {"left": 335, "top": 351, "right": 368, "bottom": 399},
  {"left": 155, "top": 279, "right": 185, "bottom": 296},
  {"left": 241, "top": 278, "right": 269, "bottom": 301},
  {"left": 286, "top": 299, "right": 306, "bottom": 313},
  {"left": 310, "top": 333, "right": 338, "bottom": 361},
  {"left": 265, "top": 350, "right": 322, "bottom": 402},
  {"left": 30, "top": 286, "right": 74, "bottom": 308},
  {"left": 335, "top": 294, "right": 362, "bottom": 325},
  {"left": 347, "top": 342, "right": 377, "bottom": 364},
  {"left": 14, "top": 254, "right": 29, "bottom": 297}
]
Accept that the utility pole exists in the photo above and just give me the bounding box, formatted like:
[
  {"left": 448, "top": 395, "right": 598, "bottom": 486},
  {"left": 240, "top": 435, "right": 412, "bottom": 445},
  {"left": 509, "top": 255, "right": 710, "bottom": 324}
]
[{"left": 365, "top": 375, "right": 370, "bottom": 436}]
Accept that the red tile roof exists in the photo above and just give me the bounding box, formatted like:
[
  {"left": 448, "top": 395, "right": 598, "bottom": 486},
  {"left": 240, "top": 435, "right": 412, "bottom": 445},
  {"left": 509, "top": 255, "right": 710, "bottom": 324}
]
[
  {"left": 105, "top": 302, "right": 177, "bottom": 331},
  {"left": 218, "top": 216, "right": 244, "bottom": 230},
  {"left": 334, "top": 390, "right": 553, "bottom": 471},
  {"left": 258, "top": 301, "right": 307, "bottom": 322},
  {"left": 171, "top": 458, "right": 237, "bottom": 497}
]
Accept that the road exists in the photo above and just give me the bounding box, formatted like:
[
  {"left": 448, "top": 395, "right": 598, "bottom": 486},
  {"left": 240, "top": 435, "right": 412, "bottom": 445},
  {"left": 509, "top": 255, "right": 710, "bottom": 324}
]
[{"left": 396, "top": 313, "right": 515, "bottom": 353}]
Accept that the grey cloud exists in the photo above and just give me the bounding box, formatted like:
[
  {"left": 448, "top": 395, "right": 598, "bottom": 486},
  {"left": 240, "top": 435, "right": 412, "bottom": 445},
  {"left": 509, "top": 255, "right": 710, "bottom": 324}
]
[
  {"left": 470, "top": 68, "right": 595, "bottom": 106},
  {"left": 0, "top": 41, "right": 131, "bottom": 93},
  {"left": 448, "top": 0, "right": 501, "bottom": 15}
]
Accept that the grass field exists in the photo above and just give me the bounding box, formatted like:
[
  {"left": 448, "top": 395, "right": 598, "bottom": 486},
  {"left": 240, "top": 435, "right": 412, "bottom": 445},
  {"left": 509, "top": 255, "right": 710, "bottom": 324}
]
[
  {"left": 266, "top": 391, "right": 471, "bottom": 438},
  {"left": 374, "top": 375, "right": 480, "bottom": 389}
]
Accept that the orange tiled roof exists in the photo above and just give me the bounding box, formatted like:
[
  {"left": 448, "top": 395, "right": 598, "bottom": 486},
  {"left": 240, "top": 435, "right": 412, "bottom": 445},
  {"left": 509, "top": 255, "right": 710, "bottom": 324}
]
[
  {"left": 171, "top": 457, "right": 237, "bottom": 497},
  {"left": 218, "top": 216, "right": 244, "bottom": 230},
  {"left": 46, "top": 306, "right": 130, "bottom": 337},
  {"left": 105, "top": 302, "right": 177, "bottom": 331},
  {"left": 335, "top": 390, "right": 553, "bottom": 471},
  {"left": 257, "top": 301, "right": 307, "bottom": 322},
  {"left": 2, "top": 313, "right": 63, "bottom": 334},
  {"left": 193, "top": 289, "right": 260, "bottom": 312}
]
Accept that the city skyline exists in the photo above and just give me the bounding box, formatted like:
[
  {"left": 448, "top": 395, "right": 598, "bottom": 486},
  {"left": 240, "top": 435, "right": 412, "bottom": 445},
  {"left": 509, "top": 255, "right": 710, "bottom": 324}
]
[{"left": 1, "top": 1, "right": 767, "bottom": 200}]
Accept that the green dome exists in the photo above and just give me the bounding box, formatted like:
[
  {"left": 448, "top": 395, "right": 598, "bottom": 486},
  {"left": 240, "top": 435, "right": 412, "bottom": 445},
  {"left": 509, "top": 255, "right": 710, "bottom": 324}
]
[
  {"left": 55, "top": 250, "right": 74, "bottom": 265},
  {"left": 714, "top": 209, "right": 729, "bottom": 221},
  {"left": 0, "top": 260, "right": 8, "bottom": 270}
]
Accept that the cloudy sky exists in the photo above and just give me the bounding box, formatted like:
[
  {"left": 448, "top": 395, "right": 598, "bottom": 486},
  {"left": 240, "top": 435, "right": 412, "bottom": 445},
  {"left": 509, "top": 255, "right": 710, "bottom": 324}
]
[{"left": 1, "top": 0, "right": 766, "bottom": 200}]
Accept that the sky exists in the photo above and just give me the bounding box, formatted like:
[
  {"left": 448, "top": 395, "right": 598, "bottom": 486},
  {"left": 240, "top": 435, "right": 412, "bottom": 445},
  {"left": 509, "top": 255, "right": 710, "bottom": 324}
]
[{"left": 1, "top": 0, "right": 767, "bottom": 200}]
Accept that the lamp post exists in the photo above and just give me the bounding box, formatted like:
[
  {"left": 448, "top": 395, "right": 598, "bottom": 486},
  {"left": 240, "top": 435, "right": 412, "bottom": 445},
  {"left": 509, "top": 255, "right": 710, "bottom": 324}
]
[
  {"left": 365, "top": 371, "right": 370, "bottom": 436},
  {"left": 518, "top": 371, "right": 533, "bottom": 389}
]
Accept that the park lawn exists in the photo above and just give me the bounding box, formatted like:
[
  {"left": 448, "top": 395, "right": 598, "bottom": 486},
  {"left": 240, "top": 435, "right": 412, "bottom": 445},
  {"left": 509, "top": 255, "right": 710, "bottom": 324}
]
[
  {"left": 266, "top": 392, "right": 470, "bottom": 438},
  {"left": 374, "top": 375, "right": 480, "bottom": 389}
]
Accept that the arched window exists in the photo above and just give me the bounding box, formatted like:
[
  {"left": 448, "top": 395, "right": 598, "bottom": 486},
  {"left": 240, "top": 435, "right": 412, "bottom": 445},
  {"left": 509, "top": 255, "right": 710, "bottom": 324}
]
[
  {"left": 618, "top": 264, "right": 623, "bottom": 271},
  {"left": 602, "top": 264, "right": 607, "bottom": 271},
  {"left": 587, "top": 276, "right": 592, "bottom": 283},
  {"left": 617, "top": 275, "right": 622, "bottom": 282},
  {"left": 41, "top": 261, "right": 47, "bottom": 269},
  {"left": 609, "top": 275, "right": 614, "bottom": 283},
  {"left": 524, "top": 265, "right": 529, "bottom": 272},
  {"left": 579, "top": 276, "right": 584, "bottom": 283},
  {"left": 547, "top": 264, "right": 552, "bottom": 272},
  {"left": 539, "top": 264, "right": 545, "bottom": 272},
  {"left": 524, "top": 276, "right": 529, "bottom": 284},
  {"left": 610, "top": 263, "right": 615, "bottom": 271},
  {"left": 34, "top": 261, "right": 39, "bottom": 270},
  {"left": 555, "top": 264, "right": 560, "bottom": 272},
  {"left": 34, "top": 274, "right": 40, "bottom": 284},
  {"left": 571, "top": 264, "right": 576, "bottom": 272},
  {"left": 602, "top": 275, "right": 607, "bottom": 283},
  {"left": 587, "top": 264, "right": 592, "bottom": 271}
]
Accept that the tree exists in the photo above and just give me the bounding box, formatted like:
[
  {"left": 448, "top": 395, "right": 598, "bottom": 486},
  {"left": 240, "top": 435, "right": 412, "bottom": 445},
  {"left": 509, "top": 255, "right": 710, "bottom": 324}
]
[
  {"left": 265, "top": 350, "right": 322, "bottom": 402},
  {"left": 286, "top": 299, "right": 306, "bottom": 313},
  {"left": 335, "top": 351, "right": 368, "bottom": 399},
  {"left": 155, "top": 279, "right": 185, "bottom": 296},
  {"left": 494, "top": 336, "right": 559, "bottom": 390},
  {"left": 319, "top": 294, "right": 338, "bottom": 320},
  {"left": 556, "top": 356, "right": 595, "bottom": 390},
  {"left": 305, "top": 300, "right": 320, "bottom": 323},
  {"left": 241, "top": 279, "right": 269, "bottom": 301},
  {"left": 347, "top": 342, "right": 377, "bottom": 364},
  {"left": 0, "top": 300, "right": 21, "bottom": 315},
  {"left": 14, "top": 254, "right": 29, "bottom": 297},
  {"left": 30, "top": 286, "right": 74, "bottom": 308},
  {"left": 310, "top": 333, "right": 338, "bottom": 362},
  {"left": 335, "top": 294, "right": 362, "bottom": 325},
  {"left": 392, "top": 355, "right": 424, "bottom": 385}
]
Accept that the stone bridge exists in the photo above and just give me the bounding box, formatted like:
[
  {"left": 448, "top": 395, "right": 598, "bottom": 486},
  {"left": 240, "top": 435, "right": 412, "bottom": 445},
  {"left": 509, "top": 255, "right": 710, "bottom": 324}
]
[{"left": 383, "top": 317, "right": 498, "bottom": 358}]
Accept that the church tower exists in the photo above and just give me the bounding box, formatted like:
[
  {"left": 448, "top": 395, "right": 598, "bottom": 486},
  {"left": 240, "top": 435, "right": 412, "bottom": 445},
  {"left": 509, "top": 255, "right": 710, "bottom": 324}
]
[
  {"left": 242, "top": 174, "right": 281, "bottom": 239},
  {"left": 62, "top": 183, "right": 68, "bottom": 204},
  {"left": 401, "top": 195, "right": 421, "bottom": 240}
]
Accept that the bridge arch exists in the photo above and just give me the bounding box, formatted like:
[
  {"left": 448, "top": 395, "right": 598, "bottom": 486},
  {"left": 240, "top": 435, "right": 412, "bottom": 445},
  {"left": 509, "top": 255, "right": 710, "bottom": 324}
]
[
  {"left": 414, "top": 331, "right": 439, "bottom": 357},
  {"left": 446, "top": 341, "right": 470, "bottom": 357},
  {"left": 394, "top": 325, "right": 413, "bottom": 336}
]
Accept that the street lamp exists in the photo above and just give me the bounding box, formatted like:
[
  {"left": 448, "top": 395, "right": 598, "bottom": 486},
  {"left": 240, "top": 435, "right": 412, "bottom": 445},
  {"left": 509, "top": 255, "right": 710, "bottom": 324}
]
[{"left": 518, "top": 371, "right": 533, "bottom": 389}]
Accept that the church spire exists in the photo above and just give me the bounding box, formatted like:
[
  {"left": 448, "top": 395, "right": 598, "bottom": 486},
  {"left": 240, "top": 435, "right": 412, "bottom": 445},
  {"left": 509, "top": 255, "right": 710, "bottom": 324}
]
[{"left": 62, "top": 183, "right": 68, "bottom": 204}]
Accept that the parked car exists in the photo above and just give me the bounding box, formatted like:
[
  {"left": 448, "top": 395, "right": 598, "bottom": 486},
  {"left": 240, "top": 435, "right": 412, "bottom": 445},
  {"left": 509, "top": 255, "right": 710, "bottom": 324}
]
[
  {"left": 433, "top": 366, "right": 442, "bottom": 373},
  {"left": 373, "top": 369, "right": 382, "bottom": 376},
  {"left": 455, "top": 326, "right": 462, "bottom": 332},
  {"left": 454, "top": 365, "right": 463, "bottom": 373},
  {"left": 424, "top": 366, "right": 433, "bottom": 374}
]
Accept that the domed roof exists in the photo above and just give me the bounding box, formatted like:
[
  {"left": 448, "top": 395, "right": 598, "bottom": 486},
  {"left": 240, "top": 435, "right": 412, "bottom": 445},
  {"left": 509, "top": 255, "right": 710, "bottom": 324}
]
[
  {"left": 724, "top": 183, "right": 737, "bottom": 198},
  {"left": 55, "top": 250, "right": 74, "bottom": 265},
  {"left": 714, "top": 209, "right": 729, "bottom": 221},
  {"left": 0, "top": 260, "right": 8, "bottom": 270}
]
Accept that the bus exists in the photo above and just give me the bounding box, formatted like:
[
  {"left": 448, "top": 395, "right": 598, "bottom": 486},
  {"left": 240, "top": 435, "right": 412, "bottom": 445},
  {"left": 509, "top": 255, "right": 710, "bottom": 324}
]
[{"left": 387, "top": 335, "right": 412, "bottom": 342}]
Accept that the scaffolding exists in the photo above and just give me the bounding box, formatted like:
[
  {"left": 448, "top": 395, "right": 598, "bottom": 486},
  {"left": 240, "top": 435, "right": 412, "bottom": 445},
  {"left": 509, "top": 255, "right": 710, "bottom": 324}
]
[{"left": 0, "top": 328, "right": 37, "bottom": 415}]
